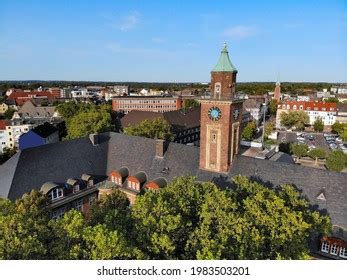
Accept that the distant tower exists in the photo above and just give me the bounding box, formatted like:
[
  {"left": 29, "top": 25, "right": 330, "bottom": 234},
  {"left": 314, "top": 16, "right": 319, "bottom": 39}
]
[
  {"left": 273, "top": 75, "right": 281, "bottom": 102},
  {"left": 199, "top": 44, "right": 244, "bottom": 173}
]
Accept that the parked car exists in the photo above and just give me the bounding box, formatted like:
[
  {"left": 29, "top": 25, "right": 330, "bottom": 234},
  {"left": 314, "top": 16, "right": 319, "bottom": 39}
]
[
  {"left": 297, "top": 136, "right": 305, "bottom": 141},
  {"left": 306, "top": 134, "right": 314, "bottom": 141},
  {"left": 329, "top": 143, "right": 338, "bottom": 150}
]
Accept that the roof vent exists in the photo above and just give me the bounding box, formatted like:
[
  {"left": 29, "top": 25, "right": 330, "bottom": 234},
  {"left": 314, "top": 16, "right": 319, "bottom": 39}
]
[
  {"left": 89, "top": 133, "right": 99, "bottom": 145},
  {"left": 316, "top": 191, "right": 326, "bottom": 201}
]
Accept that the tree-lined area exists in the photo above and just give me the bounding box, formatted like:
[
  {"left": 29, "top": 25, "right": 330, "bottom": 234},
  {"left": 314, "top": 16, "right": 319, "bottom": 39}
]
[
  {"left": 56, "top": 102, "right": 113, "bottom": 139},
  {"left": 0, "top": 176, "right": 331, "bottom": 260}
]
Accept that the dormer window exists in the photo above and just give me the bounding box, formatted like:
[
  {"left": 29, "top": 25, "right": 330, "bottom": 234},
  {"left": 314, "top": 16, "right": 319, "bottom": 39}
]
[
  {"left": 73, "top": 184, "right": 80, "bottom": 193},
  {"left": 299, "top": 105, "right": 303, "bottom": 110},
  {"left": 340, "top": 247, "right": 347, "bottom": 259},
  {"left": 321, "top": 242, "right": 330, "bottom": 253},
  {"left": 49, "top": 188, "right": 63, "bottom": 201},
  {"left": 286, "top": 105, "right": 290, "bottom": 110},
  {"left": 330, "top": 244, "right": 338, "bottom": 255}
]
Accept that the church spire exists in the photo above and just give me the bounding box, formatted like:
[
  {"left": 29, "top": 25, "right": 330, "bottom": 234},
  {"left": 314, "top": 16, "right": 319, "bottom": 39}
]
[{"left": 211, "top": 43, "right": 238, "bottom": 73}]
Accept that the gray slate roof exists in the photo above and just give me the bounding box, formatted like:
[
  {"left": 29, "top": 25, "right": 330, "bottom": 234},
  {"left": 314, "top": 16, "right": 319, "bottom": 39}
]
[{"left": 0, "top": 132, "right": 346, "bottom": 235}]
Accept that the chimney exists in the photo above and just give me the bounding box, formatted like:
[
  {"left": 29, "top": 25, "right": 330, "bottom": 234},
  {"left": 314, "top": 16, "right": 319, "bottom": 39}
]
[
  {"left": 155, "top": 139, "right": 168, "bottom": 158},
  {"left": 89, "top": 134, "right": 99, "bottom": 145}
]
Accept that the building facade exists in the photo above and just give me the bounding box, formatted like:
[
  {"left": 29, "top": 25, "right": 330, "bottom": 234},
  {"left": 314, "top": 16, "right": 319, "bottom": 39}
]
[
  {"left": 276, "top": 101, "right": 337, "bottom": 130},
  {"left": 112, "top": 96, "right": 183, "bottom": 114},
  {"left": 5, "top": 120, "right": 33, "bottom": 149},
  {"left": 19, "top": 122, "right": 59, "bottom": 150}
]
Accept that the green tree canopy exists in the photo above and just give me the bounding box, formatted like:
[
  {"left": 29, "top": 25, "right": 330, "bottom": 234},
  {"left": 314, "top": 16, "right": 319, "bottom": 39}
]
[
  {"left": 280, "top": 111, "right": 309, "bottom": 131},
  {"left": 313, "top": 117, "right": 324, "bottom": 132},
  {"left": 131, "top": 176, "right": 330, "bottom": 260},
  {"left": 290, "top": 143, "right": 308, "bottom": 161},
  {"left": 66, "top": 105, "right": 112, "bottom": 139},
  {"left": 326, "top": 150, "right": 347, "bottom": 172},
  {"left": 268, "top": 99, "right": 278, "bottom": 116},
  {"left": 0, "top": 190, "right": 51, "bottom": 259},
  {"left": 308, "top": 148, "right": 326, "bottom": 165},
  {"left": 124, "top": 117, "right": 174, "bottom": 141},
  {"left": 264, "top": 122, "right": 274, "bottom": 139},
  {"left": 183, "top": 99, "right": 200, "bottom": 109},
  {"left": 241, "top": 120, "right": 256, "bottom": 141},
  {"left": 331, "top": 122, "right": 347, "bottom": 141},
  {"left": 4, "top": 108, "right": 16, "bottom": 119}
]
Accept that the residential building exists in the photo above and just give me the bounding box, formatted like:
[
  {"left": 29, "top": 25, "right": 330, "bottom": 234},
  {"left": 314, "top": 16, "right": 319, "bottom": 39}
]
[
  {"left": 297, "top": 95, "right": 310, "bottom": 102},
  {"left": 13, "top": 100, "right": 59, "bottom": 125},
  {"left": 276, "top": 101, "right": 337, "bottom": 130},
  {"left": 0, "top": 120, "right": 8, "bottom": 153},
  {"left": 0, "top": 103, "right": 9, "bottom": 115},
  {"left": 19, "top": 122, "right": 59, "bottom": 150},
  {"left": 112, "top": 96, "right": 183, "bottom": 114},
  {"left": 336, "top": 103, "right": 347, "bottom": 124},
  {"left": 121, "top": 107, "right": 200, "bottom": 145},
  {"left": 331, "top": 85, "right": 347, "bottom": 94},
  {"left": 6, "top": 90, "right": 57, "bottom": 106},
  {"left": 0, "top": 45, "right": 345, "bottom": 259},
  {"left": 70, "top": 88, "right": 90, "bottom": 99},
  {"left": 243, "top": 98, "right": 264, "bottom": 125},
  {"left": 5, "top": 120, "right": 33, "bottom": 148},
  {"left": 113, "top": 85, "right": 129, "bottom": 95}
]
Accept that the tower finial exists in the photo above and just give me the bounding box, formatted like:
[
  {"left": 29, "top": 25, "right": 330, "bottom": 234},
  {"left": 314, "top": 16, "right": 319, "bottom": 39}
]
[{"left": 223, "top": 42, "right": 228, "bottom": 52}]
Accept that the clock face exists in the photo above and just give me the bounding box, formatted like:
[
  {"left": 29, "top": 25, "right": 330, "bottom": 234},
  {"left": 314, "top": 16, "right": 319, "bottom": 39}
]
[{"left": 208, "top": 107, "right": 222, "bottom": 121}]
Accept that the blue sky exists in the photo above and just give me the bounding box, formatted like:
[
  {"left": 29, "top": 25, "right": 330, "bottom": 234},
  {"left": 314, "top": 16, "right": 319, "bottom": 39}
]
[{"left": 0, "top": 0, "right": 346, "bottom": 82}]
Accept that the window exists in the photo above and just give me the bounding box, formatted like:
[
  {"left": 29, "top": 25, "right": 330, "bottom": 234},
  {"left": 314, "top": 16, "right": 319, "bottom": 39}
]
[
  {"left": 211, "top": 133, "right": 217, "bottom": 143},
  {"left": 330, "top": 244, "right": 338, "bottom": 255},
  {"left": 299, "top": 105, "right": 303, "bottom": 110},
  {"left": 49, "top": 188, "right": 63, "bottom": 201},
  {"left": 73, "top": 199, "right": 83, "bottom": 211},
  {"left": 73, "top": 184, "right": 80, "bottom": 193},
  {"left": 51, "top": 208, "right": 66, "bottom": 219},
  {"left": 293, "top": 105, "right": 297, "bottom": 110},
  {"left": 339, "top": 247, "right": 347, "bottom": 259},
  {"left": 321, "top": 242, "right": 330, "bottom": 253}
]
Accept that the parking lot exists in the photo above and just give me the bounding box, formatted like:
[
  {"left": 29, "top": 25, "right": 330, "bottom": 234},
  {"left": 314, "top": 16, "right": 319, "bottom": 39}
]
[{"left": 278, "top": 132, "right": 330, "bottom": 151}]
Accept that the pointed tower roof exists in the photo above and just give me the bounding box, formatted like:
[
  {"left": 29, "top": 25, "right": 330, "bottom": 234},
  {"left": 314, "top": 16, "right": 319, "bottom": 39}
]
[{"left": 211, "top": 43, "right": 238, "bottom": 73}]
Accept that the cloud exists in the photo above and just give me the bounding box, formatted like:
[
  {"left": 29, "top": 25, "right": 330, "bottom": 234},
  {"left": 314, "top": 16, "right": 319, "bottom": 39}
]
[
  {"left": 221, "top": 25, "right": 257, "bottom": 40},
  {"left": 102, "top": 11, "right": 140, "bottom": 32},
  {"left": 152, "top": 38, "right": 164, "bottom": 44}
]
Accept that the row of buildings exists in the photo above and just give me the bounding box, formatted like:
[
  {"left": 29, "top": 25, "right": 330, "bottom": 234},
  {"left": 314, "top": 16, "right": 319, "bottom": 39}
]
[{"left": 0, "top": 100, "right": 63, "bottom": 153}]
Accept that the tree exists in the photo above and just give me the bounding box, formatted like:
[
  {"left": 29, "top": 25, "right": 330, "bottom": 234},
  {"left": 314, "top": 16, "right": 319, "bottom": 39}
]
[
  {"left": 313, "top": 117, "right": 324, "bottom": 132},
  {"left": 89, "top": 190, "right": 131, "bottom": 232},
  {"left": 326, "top": 150, "right": 347, "bottom": 172},
  {"left": 0, "top": 147, "right": 17, "bottom": 165},
  {"left": 268, "top": 99, "right": 278, "bottom": 116},
  {"left": 183, "top": 99, "right": 200, "bottom": 109},
  {"left": 124, "top": 117, "right": 174, "bottom": 141},
  {"left": 131, "top": 176, "right": 330, "bottom": 260},
  {"left": 66, "top": 106, "right": 112, "bottom": 139},
  {"left": 0, "top": 190, "right": 51, "bottom": 259},
  {"left": 290, "top": 143, "right": 308, "bottom": 162},
  {"left": 241, "top": 120, "right": 256, "bottom": 141},
  {"left": 331, "top": 122, "right": 347, "bottom": 141},
  {"left": 325, "top": 97, "right": 338, "bottom": 103},
  {"left": 308, "top": 148, "right": 326, "bottom": 165},
  {"left": 280, "top": 111, "right": 309, "bottom": 131},
  {"left": 264, "top": 122, "right": 274, "bottom": 139},
  {"left": 4, "top": 108, "right": 16, "bottom": 119}
]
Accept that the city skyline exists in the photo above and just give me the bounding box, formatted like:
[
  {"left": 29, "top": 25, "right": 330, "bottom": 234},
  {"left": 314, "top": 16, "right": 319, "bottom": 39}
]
[{"left": 0, "top": 0, "right": 346, "bottom": 82}]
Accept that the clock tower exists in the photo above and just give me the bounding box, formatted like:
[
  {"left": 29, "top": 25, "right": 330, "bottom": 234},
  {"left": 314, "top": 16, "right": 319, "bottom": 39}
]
[{"left": 199, "top": 43, "right": 243, "bottom": 173}]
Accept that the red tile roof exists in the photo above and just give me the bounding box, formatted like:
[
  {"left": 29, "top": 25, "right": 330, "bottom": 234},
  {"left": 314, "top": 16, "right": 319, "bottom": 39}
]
[{"left": 0, "top": 120, "right": 7, "bottom": 130}]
